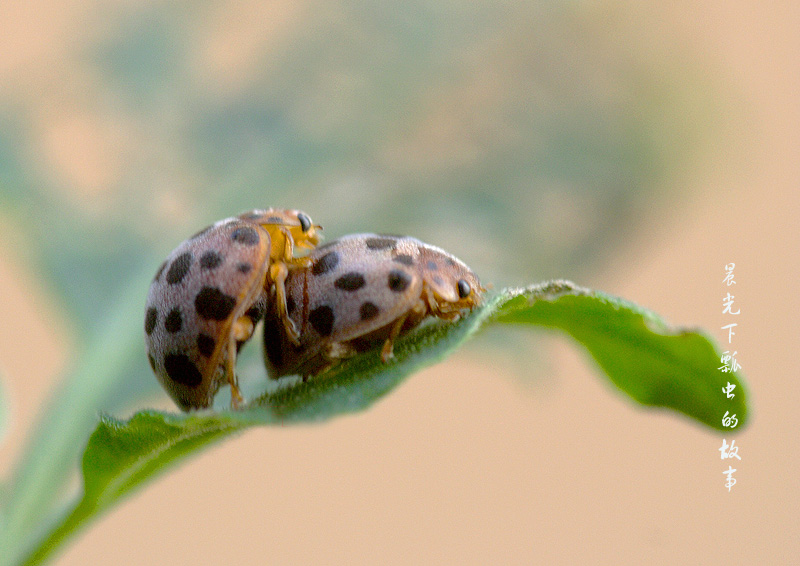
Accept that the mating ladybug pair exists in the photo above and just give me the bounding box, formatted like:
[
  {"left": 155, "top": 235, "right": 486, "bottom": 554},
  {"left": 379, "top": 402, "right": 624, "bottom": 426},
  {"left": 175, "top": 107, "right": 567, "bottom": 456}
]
[{"left": 144, "top": 208, "right": 484, "bottom": 411}]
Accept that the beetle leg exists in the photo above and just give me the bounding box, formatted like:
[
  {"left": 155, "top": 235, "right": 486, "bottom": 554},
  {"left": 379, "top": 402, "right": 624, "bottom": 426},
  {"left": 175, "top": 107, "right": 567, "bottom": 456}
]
[
  {"left": 279, "top": 226, "right": 294, "bottom": 262},
  {"left": 227, "top": 315, "right": 260, "bottom": 408},
  {"left": 270, "top": 261, "right": 301, "bottom": 344},
  {"left": 328, "top": 341, "right": 357, "bottom": 360},
  {"left": 380, "top": 299, "right": 427, "bottom": 362},
  {"left": 300, "top": 341, "right": 355, "bottom": 381},
  {"left": 293, "top": 255, "right": 314, "bottom": 267},
  {"left": 232, "top": 315, "right": 255, "bottom": 342},
  {"left": 225, "top": 335, "right": 244, "bottom": 409}
]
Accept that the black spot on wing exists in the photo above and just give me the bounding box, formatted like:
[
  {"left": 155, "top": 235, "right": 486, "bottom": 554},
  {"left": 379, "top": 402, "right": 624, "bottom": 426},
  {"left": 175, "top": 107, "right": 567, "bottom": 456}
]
[
  {"left": 196, "top": 333, "right": 216, "bottom": 358},
  {"left": 145, "top": 307, "right": 158, "bottom": 335},
  {"left": 166, "top": 252, "right": 192, "bottom": 285},
  {"left": 312, "top": 251, "right": 340, "bottom": 276},
  {"left": 365, "top": 237, "right": 397, "bottom": 251},
  {"left": 164, "top": 353, "right": 203, "bottom": 387},
  {"left": 388, "top": 269, "right": 411, "bottom": 293},
  {"left": 334, "top": 272, "right": 366, "bottom": 291},
  {"left": 239, "top": 211, "right": 264, "bottom": 222},
  {"left": 231, "top": 226, "right": 260, "bottom": 246},
  {"left": 200, "top": 250, "right": 223, "bottom": 270},
  {"left": 309, "top": 305, "right": 335, "bottom": 337},
  {"left": 195, "top": 287, "right": 237, "bottom": 321},
  {"left": 359, "top": 302, "right": 380, "bottom": 321},
  {"left": 164, "top": 308, "right": 183, "bottom": 333}
]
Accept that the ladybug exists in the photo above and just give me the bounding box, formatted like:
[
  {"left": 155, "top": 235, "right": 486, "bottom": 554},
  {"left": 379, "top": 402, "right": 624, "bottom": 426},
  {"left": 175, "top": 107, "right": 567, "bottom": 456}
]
[
  {"left": 145, "top": 208, "right": 320, "bottom": 410},
  {"left": 261, "top": 233, "right": 484, "bottom": 379}
]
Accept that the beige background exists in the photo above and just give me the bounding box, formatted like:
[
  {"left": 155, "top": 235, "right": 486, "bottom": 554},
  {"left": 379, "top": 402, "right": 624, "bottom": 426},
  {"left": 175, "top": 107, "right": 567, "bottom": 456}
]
[{"left": 1, "top": 1, "right": 798, "bottom": 564}]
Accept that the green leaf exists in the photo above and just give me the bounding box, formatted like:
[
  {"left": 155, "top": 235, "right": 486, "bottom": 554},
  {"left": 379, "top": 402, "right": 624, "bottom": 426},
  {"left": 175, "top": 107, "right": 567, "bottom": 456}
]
[
  {"left": 16, "top": 412, "right": 244, "bottom": 566},
  {"left": 491, "top": 282, "right": 748, "bottom": 430},
  {"left": 14, "top": 282, "right": 748, "bottom": 566}
]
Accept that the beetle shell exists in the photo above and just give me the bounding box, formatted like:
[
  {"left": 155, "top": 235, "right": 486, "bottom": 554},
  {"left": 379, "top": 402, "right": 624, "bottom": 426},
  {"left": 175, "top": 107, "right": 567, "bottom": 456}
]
[
  {"left": 145, "top": 208, "right": 320, "bottom": 411},
  {"left": 262, "top": 233, "right": 483, "bottom": 379}
]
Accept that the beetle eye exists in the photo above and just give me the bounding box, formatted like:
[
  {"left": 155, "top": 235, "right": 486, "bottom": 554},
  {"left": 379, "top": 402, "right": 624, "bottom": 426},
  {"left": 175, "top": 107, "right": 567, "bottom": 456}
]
[
  {"left": 456, "top": 279, "right": 471, "bottom": 299},
  {"left": 297, "top": 212, "right": 312, "bottom": 233}
]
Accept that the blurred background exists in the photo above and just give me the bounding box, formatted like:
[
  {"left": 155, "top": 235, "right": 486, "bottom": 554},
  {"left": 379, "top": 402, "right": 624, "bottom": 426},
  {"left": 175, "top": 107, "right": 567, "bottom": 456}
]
[{"left": 0, "top": 1, "right": 796, "bottom": 564}]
